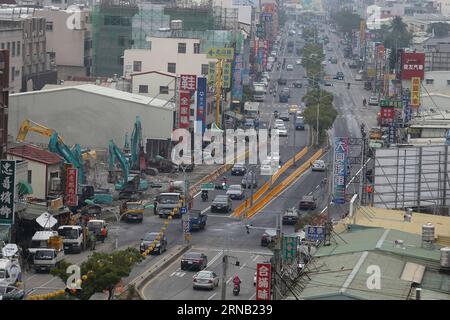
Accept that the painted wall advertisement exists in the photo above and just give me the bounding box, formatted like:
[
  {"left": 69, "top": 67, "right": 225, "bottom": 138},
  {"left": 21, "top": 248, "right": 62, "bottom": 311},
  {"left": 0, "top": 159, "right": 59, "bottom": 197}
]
[
  {"left": 0, "top": 160, "right": 16, "bottom": 225},
  {"left": 232, "top": 54, "right": 243, "bottom": 101},
  {"left": 256, "top": 263, "right": 271, "bottom": 300},
  {"left": 196, "top": 77, "right": 206, "bottom": 134},
  {"left": 66, "top": 167, "right": 78, "bottom": 207},
  {"left": 334, "top": 137, "right": 349, "bottom": 205},
  {"left": 401, "top": 52, "right": 425, "bottom": 80},
  {"left": 179, "top": 91, "right": 191, "bottom": 129},
  {"left": 410, "top": 77, "right": 421, "bottom": 107}
]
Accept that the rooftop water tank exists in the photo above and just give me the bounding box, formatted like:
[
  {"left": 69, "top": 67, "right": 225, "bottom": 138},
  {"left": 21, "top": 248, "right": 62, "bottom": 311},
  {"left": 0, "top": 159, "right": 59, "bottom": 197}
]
[
  {"left": 422, "top": 223, "right": 435, "bottom": 249},
  {"left": 440, "top": 247, "right": 450, "bottom": 269}
]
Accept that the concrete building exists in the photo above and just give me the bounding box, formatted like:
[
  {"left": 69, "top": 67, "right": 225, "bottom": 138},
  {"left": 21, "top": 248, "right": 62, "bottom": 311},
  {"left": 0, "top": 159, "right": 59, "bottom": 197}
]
[
  {"left": 7, "top": 144, "right": 62, "bottom": 200},
  {"left": 0, "top": 23, "right": 23, "bottom": 93},
  {"left": 436, "top": 0, "right": 450, "bottom": 16},
  {"left": 8, "top": 84, "right": 175, "bottom": 149},
  {"left": 123, "top": 37, "right": 216, "bottom": 79},
  {"left": 0, "top": 7, "right": 57, "bottom": 91},
  {"left": 0, "top": 49, "right": 9, "bottom": 160},
  {"left": 130, "top": 70, "right": 176, "bottom": 100},
  {"left": 403, "top": 14, "right": 450, "bottom": 34},
  {"left": 422, "top": 70, "right": 450, "bottom": 94},
  {"left": 34, "top": 6, "right": 93, "bottom": 80}
]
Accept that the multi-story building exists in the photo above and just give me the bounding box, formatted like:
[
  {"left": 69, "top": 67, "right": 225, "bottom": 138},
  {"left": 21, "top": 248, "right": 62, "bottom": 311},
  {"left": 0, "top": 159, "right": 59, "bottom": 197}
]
[
  {"left": 424, "top": 42, "right": 450, "bottom": 71},
  {"left": 0, "top": 23, "right": 23, "bottom": 93},
  {"left": 0, "top": 7, "right": 57, "bottom": 91},
  {"left": 34, "top": 6, "right": 93, "bottom": 80},
  {"left": 0, "top": 50, "right": 9, "bottom": 159}
]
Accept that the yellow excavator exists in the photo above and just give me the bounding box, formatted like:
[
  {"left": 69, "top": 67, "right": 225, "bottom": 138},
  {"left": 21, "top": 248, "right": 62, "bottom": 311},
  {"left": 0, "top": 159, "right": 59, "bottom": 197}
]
[{"left": 16, "top": 119, "right": 97, "bottom": 161}]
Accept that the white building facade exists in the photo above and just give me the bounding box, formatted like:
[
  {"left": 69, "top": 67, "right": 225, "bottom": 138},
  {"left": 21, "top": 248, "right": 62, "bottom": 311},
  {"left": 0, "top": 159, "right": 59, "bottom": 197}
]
[{"left": 0, "top": 25, "right": 23, "bottom": 93}]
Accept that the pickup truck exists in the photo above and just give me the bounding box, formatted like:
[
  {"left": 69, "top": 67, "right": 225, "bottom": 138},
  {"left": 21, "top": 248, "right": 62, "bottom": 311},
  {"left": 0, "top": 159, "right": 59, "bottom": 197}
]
[
  {"left": 188, "top": 211, "right": 207, "bottom": 231},
  {"left": 33, "top": 248, "right": 64, "bottom": 272}
]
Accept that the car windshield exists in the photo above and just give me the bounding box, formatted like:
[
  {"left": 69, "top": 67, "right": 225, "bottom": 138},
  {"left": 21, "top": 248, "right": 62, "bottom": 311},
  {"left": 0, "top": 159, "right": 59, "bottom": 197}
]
[
  {"left": 126, "top": 203, "right": 143, "bottom": 210},
  {"left": 213, "top": 197, "right": 228, "bottom": 203},
  {"left": 184, "top": 252, "right": 202, "bottom": 259},
  {"left": 35, "top": 250, "right": 54, "bottom": 260},
  {"left": 197, "top": 271, "right": 213, "bottom": 279},
  {"left": 158, "top": 195, "right": 179, "bottom": 204},
  {"left": 88, "top": 222, "right": 103, "bottom": 229},
  {"left": 228, "top": 185, "right": 241, "bottom": 191},
  {"left": 58, "top": 228, "right": 78, "bottom": 239},
  {"left": 144, "top": 233, "right": 158, "bottom": 241},
  {"left": 233, "top": 164, "right": 244, "bottom": 169}
]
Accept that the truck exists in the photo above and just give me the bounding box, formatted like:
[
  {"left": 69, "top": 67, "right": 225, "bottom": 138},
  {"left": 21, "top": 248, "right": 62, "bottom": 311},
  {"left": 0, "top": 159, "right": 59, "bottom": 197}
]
[
  {"left": 33, "top": 236, "right": 65, "bottom": 272},
  {"left": 244, "top": 102, "right": 260, "bottom": 119},
  {"left": 188, "top": 210, "right": 207, "bottom": 231},
  {"left": 155, "top": 192, "right": 183, "bottom": 218},
  {"left": 279, "top": 91, "right": 289, "bottom": 103},
  {"left": 58, "top": 225, "right": 85, "bottom": 253},
  {"left": 369, "top": 127, "right": 382, "bottom": 140},
  {"left": 120, "top": 201, "right": 144, "bottom": 223},
  {"left": 252, "top": 84, "right": 266, "bottom": 102},
  {"left": 29, "top": 230, "right": 59, "bottom": 255}
]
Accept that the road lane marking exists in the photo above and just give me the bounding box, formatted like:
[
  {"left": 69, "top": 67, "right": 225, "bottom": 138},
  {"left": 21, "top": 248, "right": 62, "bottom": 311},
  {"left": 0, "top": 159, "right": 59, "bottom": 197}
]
[
  {"left": 201, "top": 207, "right": 210, "bottom": 214},
  {"left": 226, "top": 276, "right": 233, "bottom": 284},
  {"left": 239, "top": 263, "right": 247, "bottom": 270},
  {"left": 208, "top": 293, "right": 217, "bottom": 300},
  {"left": 252, "top": 255, "right": 259, "bottom": 261},
  {"left": 207, "top": 251, "right": 224, "bottom": 268},
  {"left": 194, "top": 191, "right": 201, "bottom": 198},
  {"left": 249, "top": 293, "right": 256, "bottom": 300},
  {"left": 170, "top": 272, "right": 176, "bottom": 277}
]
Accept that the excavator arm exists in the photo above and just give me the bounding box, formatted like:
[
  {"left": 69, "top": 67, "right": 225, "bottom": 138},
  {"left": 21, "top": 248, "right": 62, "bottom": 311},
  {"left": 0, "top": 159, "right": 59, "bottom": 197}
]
[
  {"left": 109, "top": 139, "right": 129, "bottom": 183},
  {"left": 16, "top": 119, "right": 63, "bottom": 143}
]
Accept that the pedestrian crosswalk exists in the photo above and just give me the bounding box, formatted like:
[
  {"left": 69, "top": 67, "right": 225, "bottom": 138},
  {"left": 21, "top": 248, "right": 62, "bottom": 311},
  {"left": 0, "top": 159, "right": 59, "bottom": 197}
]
[{"left": 170, "top": 271, "right": 186, "bottom": 278}]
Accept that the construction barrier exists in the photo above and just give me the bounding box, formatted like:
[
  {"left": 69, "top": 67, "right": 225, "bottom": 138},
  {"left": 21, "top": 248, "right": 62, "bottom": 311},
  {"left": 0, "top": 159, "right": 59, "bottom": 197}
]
[
  {"left": 232, "top": 147, "right": 309, "bottom": 218},
  {"left": 244, "top": 149, "right": 324, "bottom": 219}
]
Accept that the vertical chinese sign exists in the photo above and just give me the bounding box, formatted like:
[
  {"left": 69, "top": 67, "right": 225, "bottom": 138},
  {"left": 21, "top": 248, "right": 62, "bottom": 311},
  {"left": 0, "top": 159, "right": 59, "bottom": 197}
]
[
  {"left": 232, "top": 54, "right": 243, "bottom": 101},
  {"left": 283, "top": 236, "right": 298, "bottom": 263},
  {"left": 410, "top": 77, "right": 421, "bottom": 109},
  {"left": 256, "top": 263, "right": 271, "bottom": 300},
  {"left": 0, "top": 160, "right": 16, "bottom": 225},
  {"left": 196, "top": 77, "right": 206, "bottom": 134},
  {"left": 179, "top": 74, "right": 196, "bottom": 129},
  {"left": 66, "top": 167, "right": 78, "bottom": 207},
  {"left": 334, "top": 137, "right": 349, "bottom": 205}
]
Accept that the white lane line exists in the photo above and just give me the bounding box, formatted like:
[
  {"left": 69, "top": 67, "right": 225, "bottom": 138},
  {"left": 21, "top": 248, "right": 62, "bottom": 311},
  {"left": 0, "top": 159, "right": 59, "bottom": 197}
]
[
  {"left": 208, "top": 293, "right": 217, "bottom": 300},
  {"left": 239, "top": 263, "right": 247, "bottom": 270},
  {"left": 40, "top": 276, "right": 59, "bottom": 288},
  {"left": 207, "top": 251, "right": 224, "bottom": 268},
  {"left": 194, "top": 191, "right": 201, "bottom": 198},
  {"left": 208, "top": 214, "right": 233, "bottom": 218},
  {"left": 170, "top": 272, "right": 176, "bottom": 277},
  {"left": 226, "top": 276, "right": 233, "bottom": 284},
  {"left": 252, "top": 255, "right": 259, "bottom": 261},
  {"left": 201, "top": 207, "right": 210, "bottom": 214},
  {"left": 249, "top": 293, "right": 256, "bottom": 300}
]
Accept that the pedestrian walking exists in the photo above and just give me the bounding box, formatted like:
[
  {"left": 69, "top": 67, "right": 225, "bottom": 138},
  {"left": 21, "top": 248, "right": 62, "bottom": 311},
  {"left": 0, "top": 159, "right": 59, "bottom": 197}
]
[
  {"left": 100, "top": 227, "right": 107, "bottom": 243},
  {"left": 90, "top": 233, "right": 97, "bottom": 251}
]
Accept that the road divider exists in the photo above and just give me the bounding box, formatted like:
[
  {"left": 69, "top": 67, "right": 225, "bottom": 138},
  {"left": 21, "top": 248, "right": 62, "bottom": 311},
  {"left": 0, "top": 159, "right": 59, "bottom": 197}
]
[
  {"left": 244, "top": 149, "right": 324, "bottom": 219},
  {"left": 232, "top": 147, "right": 309, "bottom": 218}
]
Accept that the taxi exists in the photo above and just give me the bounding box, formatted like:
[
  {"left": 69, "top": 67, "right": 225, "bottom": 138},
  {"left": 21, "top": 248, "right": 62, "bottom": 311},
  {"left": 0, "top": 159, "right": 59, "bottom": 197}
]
[{"left": 289, "top": 105, "right": 299, "bottom": 114}]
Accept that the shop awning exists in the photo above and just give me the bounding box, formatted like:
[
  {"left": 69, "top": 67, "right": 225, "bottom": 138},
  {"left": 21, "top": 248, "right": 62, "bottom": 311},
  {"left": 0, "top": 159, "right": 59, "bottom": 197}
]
[{"left": 17, "top": 180, "right": 33, "bottom": 196}]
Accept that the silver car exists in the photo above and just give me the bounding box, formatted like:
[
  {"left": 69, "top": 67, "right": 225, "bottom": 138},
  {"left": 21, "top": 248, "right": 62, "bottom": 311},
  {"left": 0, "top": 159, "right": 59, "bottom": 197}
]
[
  {"left": 193, "top": 270, "right": 219, "bottom": 290},
  {"left": 226, "top": 184, "right": 245, "bottom": 200}
]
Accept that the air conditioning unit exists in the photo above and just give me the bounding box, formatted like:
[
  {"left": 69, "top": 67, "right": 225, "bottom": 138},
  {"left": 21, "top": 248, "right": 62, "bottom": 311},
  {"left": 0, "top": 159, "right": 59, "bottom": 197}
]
[{"left": 50, "top": 177, "right": 61, "bottom": 191}]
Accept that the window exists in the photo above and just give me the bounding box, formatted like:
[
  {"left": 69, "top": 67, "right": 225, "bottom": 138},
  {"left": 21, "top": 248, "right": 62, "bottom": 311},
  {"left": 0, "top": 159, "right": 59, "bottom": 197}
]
[
  {"left": 17, "top": 41, "right": 20, "bottom": 55},
  {"left": 11, "top": 67, "right": 15, "bottom": 81},
  {"left": 50, "top": 172, "right": 59, "bottom": 179},
  {"left": 194, "top": 43, "right": 200, "bottom": 54},
  {"left": 138, "top": 85, "right": 148, "bottom": 93},
  {"left": 447, "top": 80, "right": 450, "bottom": 86},
  {"left": 425, "top": 79, "right": 434, "bottom": 84},
  {"left": 11, "top": 42, "right": 15, "bottom": 56},
  {"left": 28, "top": 43, "right": 32, "bottom": 55},
  {"left": 46, "top": 22, "right": 53, "bottom": 31},
  {"left": 133, "top": 61, "right": 142, "bottom": 72},
  {"left": 7, "top": 42, "right": 10, "bottom": 52},
  {"left": 160, "top": 86, "right": 169, "bottom": 94},
  {"left": 201, "top": 64, "right": 208, "bottom": 75},
  {"left": 167, "top": 62, "right": 176, "bottom": 73},
  {"left": 1, "top": 43, "right": 3, "bottom": 49},
  {"left": 27, "top": 170, "right": 32, "bottom": 184},
  {"left": 178, "top": 42, "right": 186, "bottom": 53}
]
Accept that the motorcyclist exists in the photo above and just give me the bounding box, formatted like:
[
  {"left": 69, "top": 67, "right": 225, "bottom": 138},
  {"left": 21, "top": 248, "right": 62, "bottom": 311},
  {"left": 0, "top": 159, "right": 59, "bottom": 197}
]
[
  {"left": 233, "top": 273, "right": 241, "bottom": 290},
  {"left": 363, "top": 98, "right": 367, "bottom": 107},
  {"left": 342, "top": 61, "right": 345, "bottom": 67},
  {"left": 347, "top": 82, "right": 351, "bottom": 89},
  {"left": 201, "top": 190, "right": 208, "bottom": 201}
]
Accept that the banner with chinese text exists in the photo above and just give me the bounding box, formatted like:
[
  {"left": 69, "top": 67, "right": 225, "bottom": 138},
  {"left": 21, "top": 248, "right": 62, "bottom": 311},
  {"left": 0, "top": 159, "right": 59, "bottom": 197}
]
[
  {"left": 179, "top": 91, "right": 191, "bottom": 129},
  {"left": 0, "top": 160, "right": 16, "bottom": 225},
  {"left": 66, "top": 167, "right": 78, "bottom": 207},
  {"left": 256, "top": 263, "right": 271, "bottom": 300},
  {"left": 334, "top": 137, "right": 349, "bottom": 204}
]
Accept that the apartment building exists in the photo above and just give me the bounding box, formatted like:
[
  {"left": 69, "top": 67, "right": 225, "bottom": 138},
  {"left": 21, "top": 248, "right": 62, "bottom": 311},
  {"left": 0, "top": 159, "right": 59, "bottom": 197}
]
[
  {"left": 0, "top": 23, "right": 23, "bottom": 93},
  {"left": 34, "top": 7, "right": 93, "bottom": 80}
]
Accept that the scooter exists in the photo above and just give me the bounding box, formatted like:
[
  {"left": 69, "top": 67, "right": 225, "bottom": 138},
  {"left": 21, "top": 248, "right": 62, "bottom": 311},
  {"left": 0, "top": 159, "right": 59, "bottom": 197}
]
[
  {"left": 201, "top": 191, "right": 208, "bottom": 202},
  {"left": 233, "top": 283, "right": 240, "bottom": 296}
]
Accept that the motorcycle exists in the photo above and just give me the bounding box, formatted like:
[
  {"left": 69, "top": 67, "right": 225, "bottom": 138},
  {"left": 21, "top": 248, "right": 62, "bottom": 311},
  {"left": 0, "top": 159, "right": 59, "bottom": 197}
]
[
  {"left": 201, "top": 191, "right": 208, "bottom": 202},
  {"left": 233, "top": 283, "right": 240, "bottom": 296}
]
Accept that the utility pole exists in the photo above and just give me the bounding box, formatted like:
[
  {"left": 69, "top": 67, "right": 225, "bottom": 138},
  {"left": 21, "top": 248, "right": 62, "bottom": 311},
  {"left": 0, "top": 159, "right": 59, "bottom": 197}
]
[
  {"left": 221, "top": 254, "right": 228, "bottom": 300},
  {"left": 272, "top": 214, "right": 282, "bottom": 300},
  {"left": 316, "top": 84, "right": 320, "bottom": 146},
  {"left": 292, "top": 113, "right": 297, "bottom": 166}
]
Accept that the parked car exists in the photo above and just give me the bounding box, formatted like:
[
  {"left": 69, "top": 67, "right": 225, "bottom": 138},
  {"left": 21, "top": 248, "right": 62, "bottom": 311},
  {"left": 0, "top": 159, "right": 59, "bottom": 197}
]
[
  {"left": 286, "top": 64, "right": 294, "bottom": 71},
  {"left": 261, "top": 229, "right": 277, "bottom": 246},
  {"left": 140, "top": 232, "right": 167, "bottom": 254},
  {"left": 231, "top": 163, "right": 247, "bottom": 176},
  {"left": 279, "top": 111, "right": 290, "bottom": 121},
  {"left": 368, "top": 95, "right": 379, "bottom": 106},
  {"left": 226, "top": 185, "right": 245, "bottom": 200},
  {"left": 181, "top": 252, "right": 208, "bottom": 271},
  {"left": 299, "top": 196, "right": 317, "bottom": 210},
  {"left": 0, "top": 285, "right": 25, "bottom": 300},
  {"left": 282, "top": 208, "right": 300, "bottom": 225},
  {"left": 293, "top": 80, "right": 303, "bottom": 88},
  {"left": 193, "top": 270, "right": 219, "bottom": 290},
  {"left": 311, "top": 160, "right": 326, "bottom": 172},
  {"left": 211, "top": 195, "right": 232, "bottom": 213},
  {"left": 241, "top": 172, "right": 257, "bottom": 188}
]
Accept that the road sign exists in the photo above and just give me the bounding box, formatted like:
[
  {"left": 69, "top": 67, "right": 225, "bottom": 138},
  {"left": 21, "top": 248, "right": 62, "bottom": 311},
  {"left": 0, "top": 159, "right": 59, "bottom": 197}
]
[
  {"left": 180, "top": 207, "right": 187, "bottom": 215},
  {"left": 305, "top": 225, "right": 326, "bottom": 241},
  {"left": 208, "top": 62, "right": 216, "bottom": 86},
  {"left": 207, "top": 47, "right": 235, "bottom": 59},
  {"left": 283, "top": 236, "right": 298, "bottom": 263},
  {"left": 380, "top": 99, "right": 402, "bottom": 108},
  {"left": 222, "top": 62, "right": 232, "bottom": 88},
  {"left": 183, "top": 218, "right": 190, "bottom": 234},
  {"left": 0, "top": 160, "right": 16, "bottom": 225},
  {"left": 201, "top": 183, "right": 215, "bottom": 190}
]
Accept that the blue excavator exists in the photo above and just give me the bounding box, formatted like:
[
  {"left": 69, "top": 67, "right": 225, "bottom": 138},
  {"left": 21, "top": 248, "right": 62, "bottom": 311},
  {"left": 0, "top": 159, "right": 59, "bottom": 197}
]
[{"left": 108, "top": 139, "right": 148, "bottom": 193}]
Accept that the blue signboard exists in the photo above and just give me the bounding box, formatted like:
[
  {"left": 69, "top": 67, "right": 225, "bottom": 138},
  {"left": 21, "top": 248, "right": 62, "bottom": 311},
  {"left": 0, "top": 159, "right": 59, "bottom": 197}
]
[
  {"left": 232, "top": 54, "right": 243, "bottom": 101},
  {"left": 196, "top": 77, "right": 206, "bottom": 134},
  {"left": 388, "top": 123, "right": 396, "bottom": 144},
  {"left": 305, "top": 225, "right": 326, "bottom": 241},
  {"left": 258, "top": 49, "right": 263, "bottom": 66},
  {"left": 446, "top": 130, "right": 450, "bottom": 146},
  {"left": 402, "top": 94, "right": 412, "bottom": 124},
  {"left": 180, "top": 207, "right": 187, "bottom": 215},
  {"left": 334, "top": 137, "right": 349, "bottom": 204}
]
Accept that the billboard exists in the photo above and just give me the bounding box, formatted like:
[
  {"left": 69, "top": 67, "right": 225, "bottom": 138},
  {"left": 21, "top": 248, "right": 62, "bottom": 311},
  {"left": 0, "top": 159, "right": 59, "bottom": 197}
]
[
  {"left": 180, "top": 74, "right": 197, "bottom": 91},
  {"left": 232, "top": 54, "right": 243, "bottom": 101},
  {"left": 333, "top": 137, "right": 349, "bottom": 204},
  {"left": 66, "top": 167, "right": 78, "bottom": 207},
  {"left": 380, "top": 107, "right": 395, "bottom": 126},
  {"left": 305, "top": 225, "right": 326, "bottom": 241},
  {"left": 0, "top": 161, "right": 16, "bottom": 225},
  {"left": 256, "top": 263, "right": 271, "bottom": 300},
  {"left": 179, "top": 91, "right": 190, "bottom": 129},
  {"left": 196, "top": 77, "right": 206, "bottom": 134},
  {"left": 410, "top": 77, "right": 421, "bottom": 107},
  {"left": 283, "top": 236, "right": 297, "bottom": 263},
  {"left": 401, "top": 52, "right": 425, "bottom": 80}
]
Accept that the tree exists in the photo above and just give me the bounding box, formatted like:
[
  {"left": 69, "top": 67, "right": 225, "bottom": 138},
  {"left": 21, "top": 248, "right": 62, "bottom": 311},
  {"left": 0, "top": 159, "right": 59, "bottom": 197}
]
[
  {"left": 428, "top": 22, "right": 450, "bottom": 38},
  {"left": 302, "top": 89, "right": 338, "bottom": 144},
  {"left": 383, "top": 17, "right": 412, "bottom": 70},
  {"left": 51, "top": 248, "right": 143, "bottom": 300}
]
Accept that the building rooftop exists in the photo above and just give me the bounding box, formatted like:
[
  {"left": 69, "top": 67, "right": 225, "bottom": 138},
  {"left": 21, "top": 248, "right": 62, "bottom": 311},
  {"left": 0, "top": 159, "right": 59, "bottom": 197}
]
[
  {"left": 130, "top": 70, "right": 176, "bottom": 78},
  {"left": 12, "top": 84, "right": 175, "bottom": 111},
  {"left": 8, "top": 143, "right": 62, "bottom": 165},
  {"left": 349, "top": 206, "right": 450, "bottom": 246}
]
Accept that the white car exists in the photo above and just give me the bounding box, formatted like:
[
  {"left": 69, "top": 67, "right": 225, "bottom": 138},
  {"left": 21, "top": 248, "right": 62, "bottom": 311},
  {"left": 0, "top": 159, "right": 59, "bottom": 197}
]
[
  {"left": 296, "top": 59, "right": 302, "bottom": 65},
  {"left": 311, "top": 160, "right": 326, "bottom": 172},
  {"left": 260, "top": 159, "right": 273, "bottom": 176},
  {"left": 268, "top": 56, "right": 275, "bottom": 64},
  {"left": 286, "top": 64, "right": 294, "bottom": 71},
  {"left": 276, "top": 126, "right": 288, "bottom": 137},
  {"left": 274, "top": 119, "right": 284, "bottom": 127},
  {"left": 193, "top": 270, "right": 219, "bottom": 290},
  {"left": 266, "top": 63, "right": 273, "bottom": 71},
  {"left": 321, "top": 60, "right": 327, "bottom": 66},
  {"left": 262, "top": 72, "right": 270, "bottom": 81},
  {"left": 270, "top": 50, "right": 277, "bottom": 57},
  {"left": 261, "top": 78, "right": 269, "bottom": 87}
]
